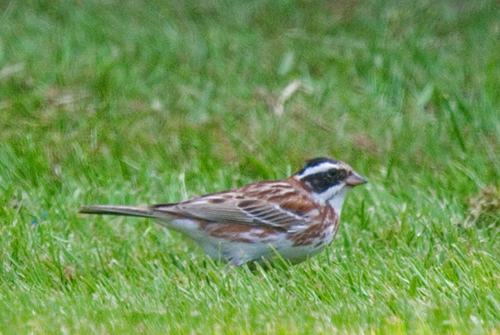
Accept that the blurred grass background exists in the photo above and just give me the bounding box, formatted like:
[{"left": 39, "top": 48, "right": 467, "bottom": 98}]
[{"left": 1, "top": 0, "right": 500, "bottom": 333}]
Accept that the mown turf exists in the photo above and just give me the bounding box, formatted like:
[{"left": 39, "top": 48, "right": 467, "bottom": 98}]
[{"left": 1, "top": 0, "right": 500, "bottom": 333}]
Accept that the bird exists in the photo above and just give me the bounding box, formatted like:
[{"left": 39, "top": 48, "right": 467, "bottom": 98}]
[{"left": 80, "top": 157, "right": 367, "bottom": 266}]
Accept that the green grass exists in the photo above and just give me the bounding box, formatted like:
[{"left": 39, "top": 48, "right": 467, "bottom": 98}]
[{"left": 1, "top": 0, "right": 500, "bottom": 333}]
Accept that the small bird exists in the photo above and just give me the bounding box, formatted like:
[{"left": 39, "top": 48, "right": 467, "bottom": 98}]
[{"left": 80, "top": 158, "right": 367, "bottom": 266}]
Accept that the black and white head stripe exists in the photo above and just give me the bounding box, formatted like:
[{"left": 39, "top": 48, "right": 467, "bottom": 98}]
[
  {"left": 296, "top": 158, "right": 351, "bottom": 193},
  {"left": 296, "top": 158, "right": 343, "bottom": 178}
]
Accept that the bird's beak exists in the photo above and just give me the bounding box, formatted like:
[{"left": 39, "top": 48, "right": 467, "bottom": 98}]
[{"left": 345, "top": 171, "right": 368, "bottom": 186}]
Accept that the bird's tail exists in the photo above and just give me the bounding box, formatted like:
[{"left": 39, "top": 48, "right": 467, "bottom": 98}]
[{"left": 79, "top": 205, "right": 156, "bottom": 218}]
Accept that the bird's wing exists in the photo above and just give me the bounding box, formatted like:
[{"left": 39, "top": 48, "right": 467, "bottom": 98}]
[{"left": 152, "top": 185, "right": 318, "bottom": 230}]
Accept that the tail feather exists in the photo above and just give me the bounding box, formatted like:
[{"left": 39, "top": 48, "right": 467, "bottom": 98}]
[{"left": 80, "top": 205, "right": 155, "bottom": 218}]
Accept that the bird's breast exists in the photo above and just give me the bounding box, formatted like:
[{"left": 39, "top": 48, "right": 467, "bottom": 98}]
[{"left": 286, "top": 206, "right": 338, "bottom": 247}]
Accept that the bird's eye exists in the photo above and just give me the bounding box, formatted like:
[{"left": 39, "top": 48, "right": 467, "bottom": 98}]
[
  {"left": 326, "top": 169, "right": 346, "bottom": 184},
  {"left": 330, "top": 169, "right": 346, "bottom": 179}
]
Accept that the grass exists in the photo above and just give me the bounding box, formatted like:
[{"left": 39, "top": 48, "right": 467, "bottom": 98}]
[{"left": 1, "top": 0, "right": 500, "bottom": 333}]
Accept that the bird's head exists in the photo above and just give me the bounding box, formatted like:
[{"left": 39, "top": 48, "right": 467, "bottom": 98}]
[{"left": 294, "top": 157, "right": 367, "bottom": 210}]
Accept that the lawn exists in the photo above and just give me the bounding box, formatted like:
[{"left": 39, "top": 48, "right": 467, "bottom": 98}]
[{"left": 1, "top": 0, "right": 500, "bottom": 333}]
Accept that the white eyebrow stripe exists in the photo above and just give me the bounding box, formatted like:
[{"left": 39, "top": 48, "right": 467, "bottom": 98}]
[{"left": 296, "top": 162, "right": 337, "bottom": 178}]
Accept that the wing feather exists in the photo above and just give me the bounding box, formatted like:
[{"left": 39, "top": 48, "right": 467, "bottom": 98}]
[{"left": 151, "top": 186, "right": 315, "bottom": 229}]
